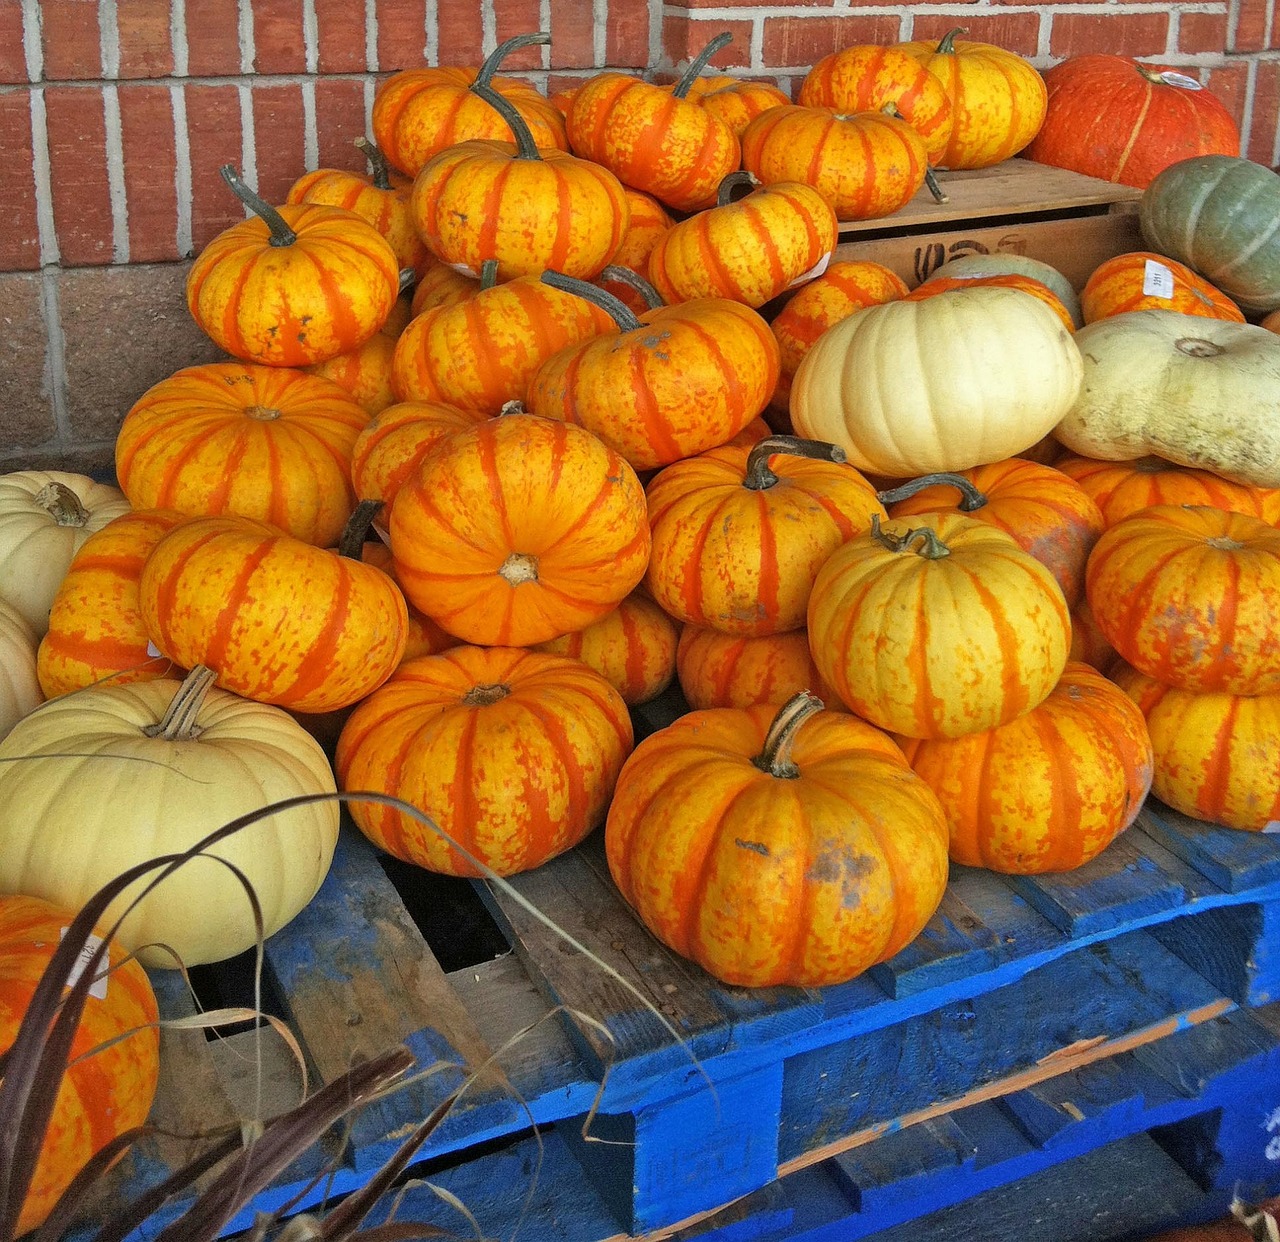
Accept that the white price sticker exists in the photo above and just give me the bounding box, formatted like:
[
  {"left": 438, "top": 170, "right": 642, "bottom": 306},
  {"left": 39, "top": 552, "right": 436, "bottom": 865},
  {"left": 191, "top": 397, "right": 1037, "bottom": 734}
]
[
  {"left": 59, "top": 929, "right": 109, "bottom": 1001},
  {"left": 145, "top": 639, "right": 162, "bottom": 658},
  {"left": 1263, "top": 821, "right": 1280, "bottom": 834},
  {"left": 1143, "top": 259, "right": 1177, "bottom": 300}
]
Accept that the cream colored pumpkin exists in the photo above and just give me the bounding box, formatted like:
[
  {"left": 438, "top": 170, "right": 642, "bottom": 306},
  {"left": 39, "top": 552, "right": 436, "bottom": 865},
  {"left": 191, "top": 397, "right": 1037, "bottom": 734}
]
[
  {"left": 0, "top": 668, "right": 339, "bottom": 967},
  {"left": 790, "top": 288, "right": 1084, "bottom": 478},
  {"left": 1053, "top": 310, "right": 1280, "bottom": 489},
  {"left": 0, "top": 471, "right": 132, "bottom": 636},
  {"left": 0, "top": 599, "right": 42, "bottom": 738}
]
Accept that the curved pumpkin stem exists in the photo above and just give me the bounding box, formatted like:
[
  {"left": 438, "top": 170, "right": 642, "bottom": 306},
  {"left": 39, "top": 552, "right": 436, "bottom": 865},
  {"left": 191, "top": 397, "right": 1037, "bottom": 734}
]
[
  {"left": 470, "top": 71, "right": 543, "bottom": 161},
  {"left": 743, "top": 436, "right": 847, "bottom": 492},
  {"left": 870, "top": 512, "right": 951, "bottom": 559},
  {"left": 354, "top": 136, "right": 394, "bottom": 190},
  {"left": 220, "top": 165, "right": 297, "bottom": 247},
  {"left": 35, "top": 481, "right": 90, "bottom": 528},
  {"left": 716, "top": 170, "right": 759, "bottom": 207},
  {"left": 876, "top": 472, "right": 987, "bottom": 512},
  {"left": 143, "top": 665, "right": 218, "bottom": 742},
  {"left": 672, "top": 32, "right": 734, "bottom": 98},
  {"left": 541, "top": 270, "right": 643, "bottom": 331},
  {"left": 753, "top": 691, "right": 825, "bottom": 779},
  {"left": 936, "top": 27, "right": 969, "bottom": 53},
  {"left": 338, "top": 499, "right": 386, "bottom": 560},
  {"left": 472, "top": 32, "right": 550, "bottom": 92},
  {"left": 598, "top": 264, "right": 665, "bottom": 310}
]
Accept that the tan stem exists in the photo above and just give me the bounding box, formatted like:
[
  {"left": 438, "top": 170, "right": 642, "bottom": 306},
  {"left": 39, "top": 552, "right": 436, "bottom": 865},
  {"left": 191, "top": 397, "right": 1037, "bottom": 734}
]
[
  {"left": 753, "top": 691, "right": 824, "bottom": 779},
  {"left": 464, "top": 683, "right": 512, "bottom": 706},
  {"left": 499, "top": 552, "right": 539, "bottom": 585},
  {"left": 143, "top": 665, "right": 218, "bottom": 741},
  {"left": 244, "top": 405, "right": 282, "bottom": 422},
  {"left": 35, "top": 481, "right": 89, "bottom": 528},
  {"left": 870, "top": 512, "right": 951, "bottom": 558}
]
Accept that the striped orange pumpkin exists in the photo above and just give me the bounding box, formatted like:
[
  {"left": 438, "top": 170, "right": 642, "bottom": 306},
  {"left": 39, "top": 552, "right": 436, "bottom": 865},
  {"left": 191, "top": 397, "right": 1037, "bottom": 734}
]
[
  {"left": 646, "top": 177, "right": 838, "bottom": 309},
  {"left": 798, "top": 43, "right": 954, "bottom": 162},
  {"left": 138, "top": 515, "right": 408, "bottom": 712},
  {"left": 1086, "top": 504, "right": 1280, "bottom": 694},
  {"left": 677, "top": 624, "right": 840, "bottom": 710},
  {"left": 388, "top": 414, "right": 650, "bottom": 646},
  {"left": 2, "top": 893, "right": 160, "bottom": 1237},
  {"left": 595, "top": 189, "right": 674, "bottom": 315},
  {"left": 646, "top": 435, "right": 886, "bottom": 636},
  {"left": 898, "top": 662, "right": 1153, "bottom": 872},
  {"left": 37, "top": 508, "right": 188, "bottom": 697},
  {"left": 1081, "top": 251, "right": 1245, "bottom": 323},
  {"left": 187, "top": 168, "right": 400, "bottom": 368},
  {"left": 682, "top": 75, "right": 793, "bottom": 137},
  {"left": 903, "top": 273, "right": 1076, "bottom": 332},
  {"left": 305, "top": 292, "right": 413, "bottom": 417},
  {"left": 741, "top": 104, "right": 929, "bottom": 221},
  {"left": 410, "top": 259, "right": 481, "bottom": 316},
  {"left": 808, "top": 512, "right": 1071, "bottom": 738},
  {"left": 1070, "top": 594, "right": 1117, "bottom": 672},
  {"left": 885, "top": 457, "right": 1106, "bottom": 608},
  {"left": 358, "top": 540, "right": 461, "bottom": 664},
  {"left": 115, "top": 362, "right": 370, "bottom": 548},
  {"left": 535, "top": 591, "right": 680, "bottom": 705},
  {"left": 350, "top": 399, "right": 488, "bottom": 508},
  {"left": 336, "top": 645, "right": 634, "bottom": 876},
  {"left": 1112, "top": 660, "right": 1280, "bottom": 830}
]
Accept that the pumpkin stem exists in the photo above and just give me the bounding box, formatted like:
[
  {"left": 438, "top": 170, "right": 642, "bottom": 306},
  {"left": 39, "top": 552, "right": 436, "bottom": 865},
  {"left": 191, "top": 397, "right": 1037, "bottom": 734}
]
[
  {"left": 716, "top": 170, "right": 759, "bottom": 207},
  {"left": 876, "top": 472, "right": 987, "bottom": 512},
  {"left": 743, "top": 436, "right": 847, "bottom": 491},
  {"left": 34, "top": 481, "right": 90, "bottom": 528},
  {"left": 752, "top": 691, "right": 824, "bottom": 779},
  {"left": 936, "top": 27, "right": 968, "bottom": 54},
  {"left": 599, "top": 264, "right": 665, "bottom": 309},
  {"left": 480, "top": 258, "right": 500, "bottom": 290},
  {"left": 143, "top": 665, "right": 218, "bottom": 742},
  {"left": 672, "top": 32, "right": 734, "bottom": 98},
  {"left": 884, "top": 105, "right": 949, "bottom": 204},
  {"left": 473, "top": 32, "right": 550, "bottom": 92},
  {"left": 541, "top": 270, "right": 642, "bottom": 331},
  {"left": 499, "top": 552, "right": 539, "bottom": 585},
  {"left": 870, "top": 512, "right": 951, "bottom": 559},
  {"left": 338, "top": 499, "right": 385, "bottom": 560},
  {"left": 464, "top": 683, "right": 512, "bottom": 706},
  {"left": 469, "top": 45, "right": 546, "bottom": 161},
  {"left": 354, "top": 136, "right": 394, "bottom": 190},
  {"left": 220, "top": 165, "right": 297, "bottom": 247}
]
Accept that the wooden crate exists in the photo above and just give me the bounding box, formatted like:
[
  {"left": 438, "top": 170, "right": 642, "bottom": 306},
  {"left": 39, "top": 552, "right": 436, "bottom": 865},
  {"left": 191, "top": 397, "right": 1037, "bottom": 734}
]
[{"left": 832, "top": 160, "right": 1143, "bottom": 289}]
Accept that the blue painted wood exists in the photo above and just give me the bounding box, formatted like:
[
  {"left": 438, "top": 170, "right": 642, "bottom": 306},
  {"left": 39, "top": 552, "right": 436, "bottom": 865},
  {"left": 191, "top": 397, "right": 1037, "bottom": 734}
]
[{"left": 1141, "top": 800, "right": 1280, "bottom": 894}]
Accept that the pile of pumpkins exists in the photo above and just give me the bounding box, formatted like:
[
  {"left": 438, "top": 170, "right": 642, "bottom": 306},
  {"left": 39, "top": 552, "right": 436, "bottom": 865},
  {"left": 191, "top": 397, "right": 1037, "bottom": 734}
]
[{"left": 2, "top": 27, "right": 1280, "bottom": 1234}]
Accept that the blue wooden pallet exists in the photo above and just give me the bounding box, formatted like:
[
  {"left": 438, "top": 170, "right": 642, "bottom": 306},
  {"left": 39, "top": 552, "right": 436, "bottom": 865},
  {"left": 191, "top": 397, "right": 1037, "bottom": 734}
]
[{"left": 76, "top": 686, "right": 1280, "bottom": 1239}]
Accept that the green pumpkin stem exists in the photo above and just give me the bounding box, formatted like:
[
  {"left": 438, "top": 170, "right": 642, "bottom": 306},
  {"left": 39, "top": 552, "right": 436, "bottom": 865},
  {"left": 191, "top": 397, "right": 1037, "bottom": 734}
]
[
  {"left": 936, "top": 27, "right": 969, "bottom": 54},
  {"left": 469, "top": 39, "right": 549, "bottom": 161},
  {"left": 473, "top": 32, "right": 550, "bottom": 92},
  {"left": 598, "top": 265, "right": 665, "bottom": 310},
  {"left": 884, "top": 105, "right": 949, "bottom": 205},
  {"left": 144, "top": 665, "right": 219, "bottom": 742},
  {"left": 743, "top": 436, "right": 847, "bottom": 492},
  {"left": 716, "top": 170, "right": 759, "bottom": 207},
  {"left": 870, "top": 512, "right": 951, "bottom": 559},
  {"left": 876, "top": 472, "right": 987, "bottom": 512},
  {"left": 480, "top": 258, "right": 500, "bottom": 290},
  {"left": 220, "top": 165, "right": 297, "bottom": 247},
  {"left": 354, "top": 137, "right": 394, "bottom": 190},
  {"left": 34, "top": 481, "right": 89, "bottom": 528},
  {"left": 338, "top": 499, "right": 386, "bottom": 561},
  {"left": 672, "top": 32, "right": 735, "bottom": 98},
  {"left": 753, "top": 691, "right": 825, "bottom": 779},
  {"left": 540, "top": 270, "right": 642, "bottom": 331}
]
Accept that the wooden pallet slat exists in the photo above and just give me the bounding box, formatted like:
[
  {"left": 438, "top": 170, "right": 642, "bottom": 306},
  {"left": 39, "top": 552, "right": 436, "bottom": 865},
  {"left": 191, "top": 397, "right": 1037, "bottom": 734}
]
[{"left": 1140, "top": 801, "right": 1280, "bottom": 893}]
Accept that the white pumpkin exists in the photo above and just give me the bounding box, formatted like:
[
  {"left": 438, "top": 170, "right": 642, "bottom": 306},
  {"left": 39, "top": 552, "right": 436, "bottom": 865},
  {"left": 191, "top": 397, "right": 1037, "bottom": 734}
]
[
  {"left": 0, "top": 471, "right": 131, "bottom": 636},
  {"left": 1054, "top": 310, "right": 1280, "bottom": 489},
  {"left": 0, "top": 667, "right": 340, "bottom": 967},
  {"left": 790, "top": 288, "right": 1084, "bottom": 478},
  {"left": 0, "top": 598, "right": 42, "bottom": 738}
]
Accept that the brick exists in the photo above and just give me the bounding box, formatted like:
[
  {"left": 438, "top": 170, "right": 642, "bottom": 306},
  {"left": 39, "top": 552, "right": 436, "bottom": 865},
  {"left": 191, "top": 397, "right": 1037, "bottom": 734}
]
[
  {"left": 1202, "top": 61, "right": 1250, "bottom": 129},
  {"left": 375, "top": 0, "right": 428, "bottom": 70},
  {"left": 315, "top": 77, "right": 371, "bottom": 168},
  {"left": 184, "top": 0, "right": 245, "bottom": 75},
  {"left": 549, "top": 0, "right": 597, "bottom": 70},
  {"left": 117, "top": 0, "right": 174, "bottom": 78},
  {"left": 185, "top": 83, "right": 245, "bottom": 253},
  {"left": 911, "top": 13, "right": 1041, "bottom": 56},
  {"left": 251, "top": 83, "right": 308, "bottom": 204},
  {"left": 1247, "top": 58, "right": 1280, "bottom": 163},
  {"left": 494, "top": 0, "right": 549, "bottom": 69},
  {"left": 668, "top": 0, "right": 812, "bottom": 6},
  {"left": 253, "top": 0, "right": 307, "bottom": 73},
  {"left": 58, "top": 263, "right": 226, "bottom": 444},
  {"left": 0, "top": 274, "right": 55, "bottom": 453},
  {"left": 316, "top": 0, "right": 369, "bottom": 73},
  {"left": 119, "top": 84, "right": 180, "bottom": 263},
  {"left": 1231, "top": 0, "right": 1269, "bottom": 51},
  {"left": 760, "top": 15, "right": 904, "bottom": 69},
  {"left": 1049, "top": 12, "right": 1171, "bottom": 58},
  {"left": 39, "top": 0, "right": 103, "bottom": 81},
  {"left": 663, "top": 18, "right": 753, "bottom": 70},
  {"left": 1178, "top": 10, "right": 1230, "bottom": 53},
  {"left": 436, "top": 3, "right": 483, "bottom": 66},
  {"left": 0, "top": 92, "right": 41, "bottom": 270},
  {"left": 606, "top": 0, "right": 653, "bottom": 68},
  {"left": 0, "top": 0, "right": 31, "bottom": 85},
  {"left": 1272, "top": 0, "right": 1280, "bottom": 49},
  {"left": 45, "top": 86, "right": 113, "bottom": 266}
]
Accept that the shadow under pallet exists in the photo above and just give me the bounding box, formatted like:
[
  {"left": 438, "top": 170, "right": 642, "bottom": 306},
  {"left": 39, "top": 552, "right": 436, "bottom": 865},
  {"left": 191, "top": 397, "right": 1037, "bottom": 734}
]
[{"left": 80, "top": 691, "right": 1280, "bottom": 1241}]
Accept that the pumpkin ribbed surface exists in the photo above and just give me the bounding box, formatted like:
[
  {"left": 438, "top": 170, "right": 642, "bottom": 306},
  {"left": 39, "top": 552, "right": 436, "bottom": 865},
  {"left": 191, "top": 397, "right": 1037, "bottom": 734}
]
[
  {"left": 388, "top": 415, "right": 650, "bottom": 646},
  {"left": 677, "top": 624, "right": 839, "bottom": 710},
  {"left": 410, "top": 260, "right": 481, "bottom": 316},
  {"left": 688, "top": 77, "right": 793, "bottom": 137},
  {"left": 336, "top": 645, "right": 633, "bottom": 876},
  {"left": 597, "top": 189, "right": 674, "bottom": 313},
  {"left": 1081, "top": 251, "right": 1244, "bottom": 323},
  {"left": 1114, "top": 660, "right": 1280, "bottom": 830},
  {"left": 604, "top": 697, "right": 950, "bottom": 987},
  {"left": 903, "top": 273, "right": 1075, "bottom": 333},
  {"left": 1086, "top": 504, "right": 1280, "bottom": 695},
  {"left": 897, "top": 662, "right": 1153, "bottom": 873},
  {"left": 808, "top": 512, "right": 1071, "bottom": 738},
  {"left": 1, "top": 894, "right": 160, "bottom": 1237},
  {"left": 139, "top": 516, "right": 408, "bottom": 712},
  {"left": 350, "top": 399, "right": 488, "bottom": 508},
  {"left": 0, "top": 599, "right": 40, "bottom": 739},
  {"left": 304, "top": 293, "right": 413, "bottom": 417}
]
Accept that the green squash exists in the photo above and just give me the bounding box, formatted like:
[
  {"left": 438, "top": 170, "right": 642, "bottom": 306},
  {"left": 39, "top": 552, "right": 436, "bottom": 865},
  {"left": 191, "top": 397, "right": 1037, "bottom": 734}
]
[{"left": 1139, "top": 155, "right": 1280, "bottom": 315}]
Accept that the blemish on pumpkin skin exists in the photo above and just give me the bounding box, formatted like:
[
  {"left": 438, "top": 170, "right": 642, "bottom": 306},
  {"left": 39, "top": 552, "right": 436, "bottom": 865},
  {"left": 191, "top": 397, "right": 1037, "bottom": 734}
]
[{"left": 735, "top": 839, "right": 770, "bottom": 856}]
